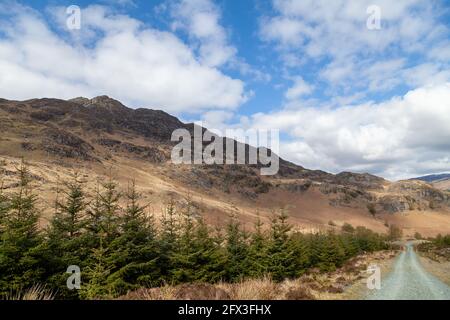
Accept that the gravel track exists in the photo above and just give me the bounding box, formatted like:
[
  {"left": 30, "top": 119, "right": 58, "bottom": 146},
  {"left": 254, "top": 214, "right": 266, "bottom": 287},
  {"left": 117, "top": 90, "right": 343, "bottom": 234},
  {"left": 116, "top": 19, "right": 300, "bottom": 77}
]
[{"left": 368, "top": 243, "right": 450, "bottom": 300}]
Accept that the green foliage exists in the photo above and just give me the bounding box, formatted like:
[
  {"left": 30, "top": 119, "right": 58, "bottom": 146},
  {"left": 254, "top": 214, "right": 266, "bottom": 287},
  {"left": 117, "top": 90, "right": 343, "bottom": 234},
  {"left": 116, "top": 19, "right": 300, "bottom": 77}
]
[
  {"left": 341, "top": 223, "right": 355, "bottom": 234},
  {"left": 172, "top": 216, "right": 226, "bottom": 283},
  {"left": 79, "top": 241, "right": 112, "bottom": 300},
  {"left": 433, "top": 234, "right": 450, "bottom": 247},
  {"left": 106, "top": 181, "right": 160, "bottom": 294},
  {"left": 0, "top": 163, "right": 8, "bottom": 232},
  {"left": 44, "top": 174, "right": 89, "bottom": 298},
  {"left": 247, "top": 217, "right": 269, "bottom": 277},
  {"left": 224, "top": 213, "right": 250, "bottom": 282},
  {"left": 158, "top": 200, "right": 180, "bottom": 281},
  {"left": 0, "top": 161, "right": 43, "bottom": 296},
  {"left": 0, "top": 189, "right": 8, "bottom": 237},
  {"left": 0, "top": 163, "right": 390, "bottom": 299},
  {"left": 85, "top": 177, "right": 121, "bottom": 246},
  {"left": 267, "top": 209, "right": 297, "bottom": 281},
  {"left": 315, "top": 233, "right": 346, "bottom": 272}
]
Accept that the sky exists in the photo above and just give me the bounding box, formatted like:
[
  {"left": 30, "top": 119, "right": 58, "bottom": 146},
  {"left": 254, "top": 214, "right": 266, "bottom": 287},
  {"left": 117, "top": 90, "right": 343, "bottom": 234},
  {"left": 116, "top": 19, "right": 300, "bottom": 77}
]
[{"left": 0, "top": 0, "right": 449, "bottom": 180}]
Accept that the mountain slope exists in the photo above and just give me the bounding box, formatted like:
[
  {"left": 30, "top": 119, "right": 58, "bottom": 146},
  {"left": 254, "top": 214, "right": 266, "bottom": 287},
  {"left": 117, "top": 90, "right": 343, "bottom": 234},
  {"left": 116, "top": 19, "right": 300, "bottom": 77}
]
[
  {"left": 411, "top": 174, "right": 450, "bottom": 191},
  {"left": 1, "top": 96, "right": 449, "bottom": 237}
]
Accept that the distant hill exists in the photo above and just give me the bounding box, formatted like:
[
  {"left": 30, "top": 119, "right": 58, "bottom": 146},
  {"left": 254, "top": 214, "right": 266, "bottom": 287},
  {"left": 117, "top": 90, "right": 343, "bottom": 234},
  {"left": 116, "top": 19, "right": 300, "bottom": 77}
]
[{"left": 412, "top": 173, "right": 450, "bottom": 183}]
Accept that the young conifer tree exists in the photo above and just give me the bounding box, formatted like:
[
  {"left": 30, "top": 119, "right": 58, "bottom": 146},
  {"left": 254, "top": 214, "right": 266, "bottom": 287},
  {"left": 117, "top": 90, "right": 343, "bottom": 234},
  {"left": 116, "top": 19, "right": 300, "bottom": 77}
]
[
  {"left": 79, "top": 237, "right": 111, "bottom": 300},
  {"left": 247, "top": 216, "right": 269, "bottom": 278},
  {"left": 158, "top": 200, "right": 180, "bottom": 282},
  {"left": 85, "top": 176, "right": 121, "bottom": 247},
  {"left": 107, "top": 181, "right": 160, "bottom": 294},
  {"left": 44, "top": 173, "right": 88, "bottom": 298},
  {"left": 316, "top": 232, "right": 346, "bottom": 272},
  {"left": 191, "top": 218, "right": 227, "bottom": 283},
  {"left": 81, "top": 173, "right": 121, "bottom": 298},
  {"left": 170, "top": 200, "right": 197, "bottom": 283},
  {"left": 225, "top": 212, "right": 250, "bottom": 282},
  {"left": 290, "top": 232, "right": 312, "bottom": 275},
  {"left": 171, "top": 200, "right": 226, "bottom": 283},
  {"left": 267, "top": 209, "right": 297, "bottom": 281},
  {"left": 0, "top": 163, "right": 9, "bottom": 236},
  {"left": 0, "top": 161, "right": 43, "bottom": 295}
]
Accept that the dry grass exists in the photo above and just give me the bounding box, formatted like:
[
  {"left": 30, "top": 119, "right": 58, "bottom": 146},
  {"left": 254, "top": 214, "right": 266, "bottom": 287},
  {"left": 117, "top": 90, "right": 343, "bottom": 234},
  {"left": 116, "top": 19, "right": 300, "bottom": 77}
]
[
  {"left": 118, "top": 285, "right": 178, "bottom": 300},
  {"left": 119, "top": 250, "right": 398, "bottom": 301},
  {"left": 119, "top": 277, "right": 313, "bottom": 300},
  {"left": 217, "top": 276, "right": 280, "bottom": 300},
  {"left": 3, "top": 284, "right": 54, "bottom": 300}
]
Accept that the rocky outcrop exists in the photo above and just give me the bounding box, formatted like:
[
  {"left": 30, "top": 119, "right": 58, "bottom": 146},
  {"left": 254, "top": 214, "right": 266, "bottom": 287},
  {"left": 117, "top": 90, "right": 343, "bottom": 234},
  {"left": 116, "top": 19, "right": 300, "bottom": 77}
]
[
  {"left": 334, "top": 172, "right": 387, "bottom": 190},
  {"left": 41, "top": 127, "right": 96, "bottom": 161},
  {"left": 376, "top": 180, "right": 450, "bottom": 213}
]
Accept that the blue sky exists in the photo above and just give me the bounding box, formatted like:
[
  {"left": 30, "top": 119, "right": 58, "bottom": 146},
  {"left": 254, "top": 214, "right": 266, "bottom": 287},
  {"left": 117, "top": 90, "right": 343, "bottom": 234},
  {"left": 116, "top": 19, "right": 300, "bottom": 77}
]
[{"left": 0, "top": 0, "right": 449, "bottom": 179}]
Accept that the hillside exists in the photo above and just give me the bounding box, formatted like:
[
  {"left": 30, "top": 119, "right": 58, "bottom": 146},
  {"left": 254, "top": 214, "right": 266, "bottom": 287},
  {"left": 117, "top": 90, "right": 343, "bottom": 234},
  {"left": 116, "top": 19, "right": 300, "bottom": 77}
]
[
  {"left": 433, "top": 179, "right": 450, "bottom": 192},
  {"left": 412, "top": 174, "right": 450, "bottom": 191},
  {"left": 1, "top": 96, "right": 450, "bottom": 237}
]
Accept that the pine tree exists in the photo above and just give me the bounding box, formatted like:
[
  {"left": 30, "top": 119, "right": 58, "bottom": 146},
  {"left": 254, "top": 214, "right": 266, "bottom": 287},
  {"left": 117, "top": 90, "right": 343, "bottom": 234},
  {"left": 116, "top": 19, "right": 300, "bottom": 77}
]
[
  {"left": 266, "top": 209, "right": 297, "bottom": 281},
  {"left": 0, "top": 161, "right": 43, "bottom": 296},
  {"left": 107, "top": 181, "right": 160, "bottom": 295},
  {"left": 0, "top": 193, "right": 7, "bottom": 237},
  {"left": 171, "top": 206, "right": 226, "bottom": 284},
  {"left": 79, "top": 238, "right": 112, "bottom": 300},
  {"left": 44, "top": 173, "right": 88, "bottom": 298},
  {"left": 191, "top": 218, "right": 226, "bottom": 282},
  {"left": 158, "top": 200, "right": 180, "bottom": 282},
  {"left": 85, "top": 177, "right": 121, "bottom": 247},
  {"left": 290, "top": 232, "right": 312, "bottom": 274},
  {"left": 225, "top": 213, "right": 250, "bottom": 282},
  {"left": 81, "top": 174, "right": 121, "bottom": 298},
  {"left": 170, "top": 200, "right": 197, "bottom": 283},
  {"left": 247, "top": 216, "right": 269, "bottom": 278},
  {"left": 98, "top": 177, "right": 121, "bottom": 242},
  {"left": 52, "top": 174, "right": 86, "bottom": 238},
  {"left": 340, "top": 232, "right": 360, "bottom": 259},
  {"left": 316, "top": 232, "right": 346, "bottom": 272},
  {"left": 0, "top": 186, "right": 8, "bottom": 237},
  {"left": 0, "top": 162, "right": 8, "bottom": 232}
]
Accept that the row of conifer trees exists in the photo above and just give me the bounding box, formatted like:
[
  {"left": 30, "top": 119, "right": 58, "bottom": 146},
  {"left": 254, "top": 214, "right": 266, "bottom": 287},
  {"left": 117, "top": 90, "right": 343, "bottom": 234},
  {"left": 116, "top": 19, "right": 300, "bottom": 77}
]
[{"left": 0, "top": 161, "right": 388, "bottom": 299}]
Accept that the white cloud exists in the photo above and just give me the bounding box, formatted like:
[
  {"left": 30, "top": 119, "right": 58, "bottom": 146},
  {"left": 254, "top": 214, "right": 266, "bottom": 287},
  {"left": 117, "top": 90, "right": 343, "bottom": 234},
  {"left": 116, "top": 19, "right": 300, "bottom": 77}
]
[
  {"left": 261, "top": 0, "right": 449, "bottom": 94},
  {"left": 285, "top": 76, "right": 313, "bottom": 100},
  {"left": 244, "top": 83, "right": 450, "bottom": 180},
  {"left": 105, "top": 0, "right": 136, "bottom": 6},
  {"left": 0, "top": 4, "right": 247, "bottom": 114},
  {"left": 262, "top": 0, "right": 429, "bottom": 58},
  {"left": 428, "top": 42, "right": 450, "bottom": 62},
  {"left": 402, "top": 63, "right": 450, "bottom": 88},
  {"left": 170, "top": 0, "right": 236, "bottom": 68},
  {"left": 199, "top": 110, "right": 234, "bottom": 131}
]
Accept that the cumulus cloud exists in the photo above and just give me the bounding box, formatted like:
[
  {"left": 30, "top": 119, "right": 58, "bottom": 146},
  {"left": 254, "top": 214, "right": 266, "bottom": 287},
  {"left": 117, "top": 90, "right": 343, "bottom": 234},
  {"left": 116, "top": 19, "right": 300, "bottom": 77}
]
[
  {"left": 245, "top": 83, "right": 450, "bottom": 180},
  {"left": 261, "top": 0, "right": 450, "bottom": 95},
  {"left": 263, "top": 0, "right": 436, "bottom": 57},
  {"left": 0, "top": 4, "right": 247, "bottom": 113},
  {"left": 170, "top": 0, "right": 236, "bottom": 68},
  {"left": 253, "top": 0, "right": 450, "bottom": 179}
]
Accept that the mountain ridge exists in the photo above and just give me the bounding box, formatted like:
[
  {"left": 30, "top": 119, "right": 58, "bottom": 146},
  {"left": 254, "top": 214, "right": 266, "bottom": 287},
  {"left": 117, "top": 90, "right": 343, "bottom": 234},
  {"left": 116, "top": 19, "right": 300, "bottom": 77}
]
[
  {"left": 1, "top": 96, "right": 449, "bottom": 237},
  {"left": 411, "top": 173, "right": 450, "bottom": 183}
]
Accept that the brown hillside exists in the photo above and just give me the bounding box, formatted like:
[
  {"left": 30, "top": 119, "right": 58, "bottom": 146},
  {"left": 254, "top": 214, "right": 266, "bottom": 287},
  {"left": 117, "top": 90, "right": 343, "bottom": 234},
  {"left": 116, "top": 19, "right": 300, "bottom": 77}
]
[{"left": 1, "top": 96, "right": 449, "bottom": 237}]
